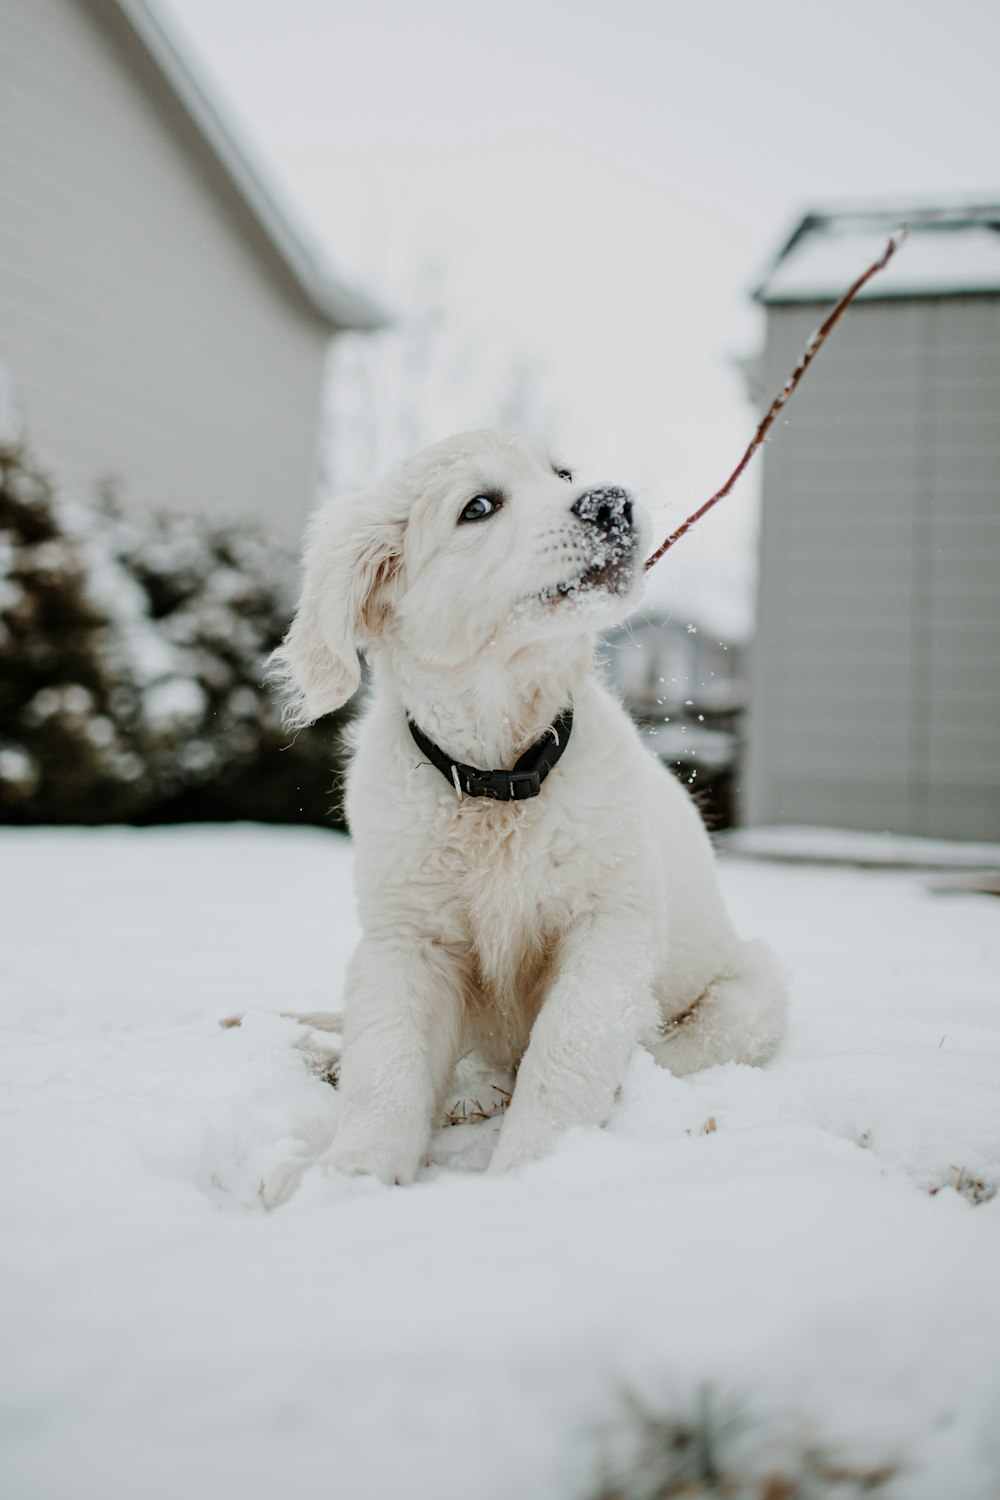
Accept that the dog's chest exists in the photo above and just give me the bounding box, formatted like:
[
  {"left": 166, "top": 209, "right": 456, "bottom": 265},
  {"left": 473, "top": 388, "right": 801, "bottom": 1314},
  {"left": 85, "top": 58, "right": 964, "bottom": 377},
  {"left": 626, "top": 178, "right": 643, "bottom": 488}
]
[{"left": 425, "top": 795, "right": 581, "bottom": 1024}]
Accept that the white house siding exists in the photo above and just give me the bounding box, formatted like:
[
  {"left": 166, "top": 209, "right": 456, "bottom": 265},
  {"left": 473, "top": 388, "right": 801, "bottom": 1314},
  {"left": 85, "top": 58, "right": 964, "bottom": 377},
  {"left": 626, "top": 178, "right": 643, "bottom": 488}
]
[
  {"left": 0, "top": 0, "right": 330, "bottom": 541},
  {"left": 743, "top": 295, "right": 1000, "bottom": 841}
]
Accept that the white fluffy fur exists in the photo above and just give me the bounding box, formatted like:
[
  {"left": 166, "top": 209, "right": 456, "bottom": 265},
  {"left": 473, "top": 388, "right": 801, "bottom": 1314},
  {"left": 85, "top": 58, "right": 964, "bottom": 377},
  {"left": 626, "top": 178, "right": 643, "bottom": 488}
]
[{"left": 271, "top": 430, "right": 787, "bottom": 1184}]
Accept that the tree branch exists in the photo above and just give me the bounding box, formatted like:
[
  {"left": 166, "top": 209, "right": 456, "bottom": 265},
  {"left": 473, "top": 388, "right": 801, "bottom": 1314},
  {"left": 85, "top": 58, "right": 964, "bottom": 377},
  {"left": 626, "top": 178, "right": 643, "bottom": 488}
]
[{"left": 644, "top": 228, "right": 907, "bottom": 572}]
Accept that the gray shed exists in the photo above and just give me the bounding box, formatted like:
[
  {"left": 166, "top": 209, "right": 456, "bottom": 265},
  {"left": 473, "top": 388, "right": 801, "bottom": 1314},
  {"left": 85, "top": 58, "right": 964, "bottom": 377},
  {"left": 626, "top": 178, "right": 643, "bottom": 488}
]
[
  {"left": 0, "top": 0, "right": 383, "bottom": 541},
  {"left": 742, "top": 203, "right": 1000, "bottom": 842}
]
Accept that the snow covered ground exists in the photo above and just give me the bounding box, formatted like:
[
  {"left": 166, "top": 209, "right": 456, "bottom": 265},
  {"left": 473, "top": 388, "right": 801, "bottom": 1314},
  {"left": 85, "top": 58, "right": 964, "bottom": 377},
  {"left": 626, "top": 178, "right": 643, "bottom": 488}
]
[{"left": 1, "top": 825, "right": 998, "bottom": 1499}]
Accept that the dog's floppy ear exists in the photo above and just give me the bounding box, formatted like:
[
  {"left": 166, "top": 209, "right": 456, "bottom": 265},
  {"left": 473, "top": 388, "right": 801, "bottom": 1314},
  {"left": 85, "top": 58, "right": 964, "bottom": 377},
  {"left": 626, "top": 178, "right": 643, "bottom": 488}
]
[{"left": 269, "top": 491, "right": 404, "bottom": 728}]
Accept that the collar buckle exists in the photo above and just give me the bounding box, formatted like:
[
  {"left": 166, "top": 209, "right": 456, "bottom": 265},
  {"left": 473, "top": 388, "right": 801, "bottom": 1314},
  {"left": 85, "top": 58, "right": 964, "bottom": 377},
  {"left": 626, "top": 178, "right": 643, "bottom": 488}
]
[{"left": 465, "top": 767, "right": 543, "bottom": 801}]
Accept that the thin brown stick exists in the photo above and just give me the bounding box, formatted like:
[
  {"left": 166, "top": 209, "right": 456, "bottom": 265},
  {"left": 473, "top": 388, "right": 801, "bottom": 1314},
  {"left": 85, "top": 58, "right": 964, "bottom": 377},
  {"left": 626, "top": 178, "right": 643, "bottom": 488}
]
[{"left": 644, "top": 228, "right": 907, "bottom": 571}]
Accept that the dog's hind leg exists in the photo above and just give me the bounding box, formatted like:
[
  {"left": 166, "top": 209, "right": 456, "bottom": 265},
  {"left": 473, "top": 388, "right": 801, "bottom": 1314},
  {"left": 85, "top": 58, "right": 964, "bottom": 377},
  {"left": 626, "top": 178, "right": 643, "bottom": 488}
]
[{"left": 649, "top": 939, "right": 788, "bottom": 1077}]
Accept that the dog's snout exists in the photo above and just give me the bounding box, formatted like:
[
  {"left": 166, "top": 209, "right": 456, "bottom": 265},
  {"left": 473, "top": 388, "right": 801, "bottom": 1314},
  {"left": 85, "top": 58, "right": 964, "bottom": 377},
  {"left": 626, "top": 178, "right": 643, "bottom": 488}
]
[{"left": 571, "top": 486, "right": 634, "bottom": 534}]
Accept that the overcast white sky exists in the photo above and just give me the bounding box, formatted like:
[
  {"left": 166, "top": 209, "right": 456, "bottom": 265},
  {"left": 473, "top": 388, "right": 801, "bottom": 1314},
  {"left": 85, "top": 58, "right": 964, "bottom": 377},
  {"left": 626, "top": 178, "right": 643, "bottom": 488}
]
[{"left": 166, "top": 0, "right": 1000, "bottom": 635}]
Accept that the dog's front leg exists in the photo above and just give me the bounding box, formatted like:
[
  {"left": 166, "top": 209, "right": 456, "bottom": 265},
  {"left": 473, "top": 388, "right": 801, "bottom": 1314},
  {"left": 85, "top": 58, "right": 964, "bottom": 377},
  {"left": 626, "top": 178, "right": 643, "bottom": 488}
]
[
  {"left": 321, "top": 938, "right": 463, "bottom": 1186},
  {"left": 488, "top": 913, "right": 657, "bottom": 1173}
]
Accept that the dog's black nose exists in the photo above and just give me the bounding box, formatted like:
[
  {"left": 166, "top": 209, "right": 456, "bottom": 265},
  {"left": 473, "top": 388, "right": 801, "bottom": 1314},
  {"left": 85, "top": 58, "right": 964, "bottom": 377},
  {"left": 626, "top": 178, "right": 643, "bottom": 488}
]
[{"left": 571, "top": 486, "right": 634, "bottom": 534}]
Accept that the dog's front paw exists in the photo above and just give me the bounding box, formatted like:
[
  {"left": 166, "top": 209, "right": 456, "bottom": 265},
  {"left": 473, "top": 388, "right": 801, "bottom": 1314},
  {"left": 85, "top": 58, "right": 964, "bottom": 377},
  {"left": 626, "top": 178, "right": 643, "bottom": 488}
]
[
  {"left": 487, "top": 1125, "right": 547, "bottom": 1175},
  {"left": 321, "top": 1137, "right": 419, "bottom": 1187},
  {"left": 258, "top": 1156, "right": 311, "bottom": 1208},
  {"left": 259, "top": 1147, "right": 407, "bottom": 1206}
]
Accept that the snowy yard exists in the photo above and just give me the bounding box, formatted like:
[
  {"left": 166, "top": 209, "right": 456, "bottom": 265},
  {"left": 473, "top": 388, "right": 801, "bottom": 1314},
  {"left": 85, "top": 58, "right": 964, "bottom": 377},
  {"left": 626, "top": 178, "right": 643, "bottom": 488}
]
[{"left": 1, "top": 825, "right": 999, "bottom": 1499}]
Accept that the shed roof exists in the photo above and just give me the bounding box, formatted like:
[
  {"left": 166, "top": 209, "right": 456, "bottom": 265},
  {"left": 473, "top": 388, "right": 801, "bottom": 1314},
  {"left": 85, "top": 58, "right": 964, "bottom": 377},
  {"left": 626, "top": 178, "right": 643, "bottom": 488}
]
[
  {"left": 755, "top": 201, "right": 1000, "bottom": 305},
  {"left": 105, "top": 0, "right": 386, "bottom": 331}
]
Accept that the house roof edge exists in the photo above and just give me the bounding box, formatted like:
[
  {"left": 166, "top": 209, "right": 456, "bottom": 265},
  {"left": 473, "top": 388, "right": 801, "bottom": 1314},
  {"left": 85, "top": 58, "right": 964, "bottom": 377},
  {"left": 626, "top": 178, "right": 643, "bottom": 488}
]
[{"left": 108, "top": 0, "right": 388, "bottom": 331}]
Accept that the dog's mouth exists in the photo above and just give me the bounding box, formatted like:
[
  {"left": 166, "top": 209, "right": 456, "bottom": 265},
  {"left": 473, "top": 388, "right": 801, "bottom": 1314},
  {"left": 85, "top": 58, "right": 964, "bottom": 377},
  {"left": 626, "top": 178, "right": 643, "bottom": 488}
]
[
  {"left": 539, "top": 540, "right": 640, "bottom": 606},
  {"left": 550, "top": 561, "right": 629, "bottom": 601}
]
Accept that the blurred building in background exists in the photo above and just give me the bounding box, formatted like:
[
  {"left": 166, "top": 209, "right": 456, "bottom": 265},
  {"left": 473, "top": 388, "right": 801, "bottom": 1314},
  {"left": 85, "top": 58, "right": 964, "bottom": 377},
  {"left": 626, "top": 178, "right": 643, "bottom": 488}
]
[
  {"left": 603, "top": 615, "right": 746, "bottom": 830},
  {"left": 743, "top": 203, "right": 1000, "bottom": 842},
  {"left": 0, "top": 0, "right": 382, "bottom": 540}
]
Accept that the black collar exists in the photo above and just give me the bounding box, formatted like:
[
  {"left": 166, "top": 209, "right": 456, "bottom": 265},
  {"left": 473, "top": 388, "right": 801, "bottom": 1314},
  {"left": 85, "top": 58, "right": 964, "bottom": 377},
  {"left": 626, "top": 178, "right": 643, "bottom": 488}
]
[{"left": 408, "top": 706, "right": 574, "bottom": 801}]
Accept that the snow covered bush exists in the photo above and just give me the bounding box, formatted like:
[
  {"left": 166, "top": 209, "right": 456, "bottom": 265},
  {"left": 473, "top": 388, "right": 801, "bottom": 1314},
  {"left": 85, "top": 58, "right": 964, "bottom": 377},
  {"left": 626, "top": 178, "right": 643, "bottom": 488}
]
[{"left": 0, "top": 439, "right": 348, "bottom": 826}]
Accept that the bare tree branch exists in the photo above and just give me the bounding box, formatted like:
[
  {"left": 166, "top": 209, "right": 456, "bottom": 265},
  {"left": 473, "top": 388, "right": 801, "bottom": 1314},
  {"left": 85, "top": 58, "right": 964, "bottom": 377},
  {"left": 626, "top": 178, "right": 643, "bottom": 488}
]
[{"left": 644, "top": 228, "right": 907, "bottom": 572}]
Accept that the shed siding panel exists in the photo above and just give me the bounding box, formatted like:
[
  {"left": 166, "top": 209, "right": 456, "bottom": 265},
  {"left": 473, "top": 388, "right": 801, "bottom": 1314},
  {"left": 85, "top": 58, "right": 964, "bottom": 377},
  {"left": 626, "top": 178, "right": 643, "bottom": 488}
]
[
  {"left": 0, "top": 0, "right": 328, "bottom": 539},
  {"left": 744, "top": 296, "right": 1000, "bottom": 840}
]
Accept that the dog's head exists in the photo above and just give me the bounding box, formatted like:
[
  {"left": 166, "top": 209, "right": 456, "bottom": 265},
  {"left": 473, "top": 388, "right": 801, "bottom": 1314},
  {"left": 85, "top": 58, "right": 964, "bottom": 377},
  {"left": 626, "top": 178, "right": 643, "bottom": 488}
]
[{"left": 271, "top": 430, "right": 649, "bottom": 726}]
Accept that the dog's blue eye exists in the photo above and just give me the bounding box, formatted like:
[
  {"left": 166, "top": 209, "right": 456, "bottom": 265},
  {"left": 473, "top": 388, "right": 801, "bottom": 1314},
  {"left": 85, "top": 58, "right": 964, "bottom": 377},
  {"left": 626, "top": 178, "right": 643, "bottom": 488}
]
[{"left": 460, "top": 495, "right": 500, "bottom": 523}]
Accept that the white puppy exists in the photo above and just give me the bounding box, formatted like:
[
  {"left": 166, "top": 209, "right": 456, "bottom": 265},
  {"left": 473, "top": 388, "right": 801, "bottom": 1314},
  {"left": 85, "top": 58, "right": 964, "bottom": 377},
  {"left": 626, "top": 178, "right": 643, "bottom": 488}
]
[{"left": 271, "top": 430, "right": 786, "bottom": 1184}]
